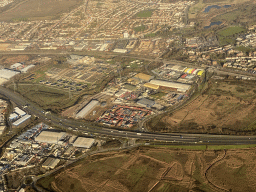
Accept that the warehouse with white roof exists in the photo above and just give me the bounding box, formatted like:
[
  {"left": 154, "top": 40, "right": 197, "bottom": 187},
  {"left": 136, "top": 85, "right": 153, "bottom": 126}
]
[
  {"left": 72, "top": 137, "right": 95, "bottom": 148},
  {"left": 42, "top": 157, "right": 60, "bottom": 169},
  {"left": 14, "top": 107, "right": 26, "bottom": 117},
  {"left": 21, "top": 65, "right": 35, "bottom": 73},
  {"left": 12, "top": 114, "right": 31, "bottom": 127},
  {"left": 149, "top": 80, "right": 191, "bottom": 92},
  {"left": 76, "top": 100, "right": 99, "bottom": 118},
  {"left": 0, "top": 69, "right": 20, "bottom": 79},
  {"left": 35, "top": 131, "right": 66, "bottom": 144}
]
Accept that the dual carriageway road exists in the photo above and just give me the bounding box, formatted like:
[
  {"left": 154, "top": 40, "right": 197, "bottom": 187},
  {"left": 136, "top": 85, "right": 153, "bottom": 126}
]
[{"left": 1, "top": 86, "right": 256, "bottom": 145}]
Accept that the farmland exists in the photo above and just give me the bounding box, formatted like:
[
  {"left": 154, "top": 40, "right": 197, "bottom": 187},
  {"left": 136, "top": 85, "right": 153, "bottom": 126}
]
[
  {"left": 0, "top": 0, "right": 83, "bottom": 21},
  {"left": 36, "top": 146, "right": 256, "bottom": 192},
  {"left": 148, "top": 79, "right": 256, "bottom": 134}
]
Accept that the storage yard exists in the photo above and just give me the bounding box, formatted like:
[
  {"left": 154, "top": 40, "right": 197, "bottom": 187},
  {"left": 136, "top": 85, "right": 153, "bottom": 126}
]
[{"left": 97, "top": 105, "right": 152, "bottom": 128}]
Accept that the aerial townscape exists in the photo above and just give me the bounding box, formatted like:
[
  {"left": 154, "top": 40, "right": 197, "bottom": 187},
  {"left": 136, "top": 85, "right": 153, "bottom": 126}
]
[{"left": 0, "top": 0, "right": 256, "bottom": 191}]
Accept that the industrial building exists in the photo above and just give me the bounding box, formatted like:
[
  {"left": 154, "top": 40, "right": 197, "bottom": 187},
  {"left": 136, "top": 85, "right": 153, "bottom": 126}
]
[
  {"left": 113, "top": 48, "right": 127, "bottom": 53},
  {"left": 14, "top": 107, "right": 26, "bottom": 117},
  {"left": 42, "top": 157, "right": 60, "bottom": 169},
  {"left": 149, "top": 80, "right": 191, "bottom": 92},
  {"left": 14, "top": 154, "right": 34, "bottom": 166},
  {"left": 35, "top": 131, "right": 66, "bottom": 144},
  {"left": 12, "top": 114, "right": 31, "bottom": 128},
  {"left": 137, "top": 98, "right": 155, "bottom": 108},
  {"left": 9, "top": 113, "right": 18, "bottom": 121},
  {"left": 0, "top": 126, "right": 5, "bottom": 135},
  {"left": 10, "top": 63, "right": 22, "bottom": 70},
  {"left": 76, "top": 100, "right": 99, "bottom": 118},
  {"left": 165, "top": 65, "right": 187, "bottom": 72},
  {"left": 21, "top": 65, "right": 35, "bottom": 73},
  {"left": 115, "top": 89, "right": 129, "bottom": 98},
  {"left": 143, "top": 82, "right": 159, "bottom": 90},
  {"left": 0, "top": 69, "right": 20, "bottom": 80},
  {"left": 72, "top": 137, "right": 95, "bottom": 148}
]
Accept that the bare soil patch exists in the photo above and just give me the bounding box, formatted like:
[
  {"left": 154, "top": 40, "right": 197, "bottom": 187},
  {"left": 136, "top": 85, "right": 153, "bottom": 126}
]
[{"left": 149, "top": 80, "right": 256, "bottom": 134}]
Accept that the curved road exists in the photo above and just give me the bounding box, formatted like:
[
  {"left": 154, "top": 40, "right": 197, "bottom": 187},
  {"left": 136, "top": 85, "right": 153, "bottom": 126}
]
[{"left": 0, "top": 86, "right": 256, "bottom": 145}]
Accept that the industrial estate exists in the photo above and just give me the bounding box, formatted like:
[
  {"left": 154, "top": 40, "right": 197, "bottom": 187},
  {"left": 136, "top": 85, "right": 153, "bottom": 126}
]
[{"left": 0, "top": 0, "right": 256, "bottom": 191}]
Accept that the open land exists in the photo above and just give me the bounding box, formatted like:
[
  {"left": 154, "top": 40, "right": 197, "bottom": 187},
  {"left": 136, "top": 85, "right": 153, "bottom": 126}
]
[
  {"left": 148, "top": 78, "right": 256, "bottom": 134},
  {"left": 36, "top": 146, "right": 256, "bottom": 192},
  {"left": 0, "top": 0, "right": 83, "bottom": 21}
]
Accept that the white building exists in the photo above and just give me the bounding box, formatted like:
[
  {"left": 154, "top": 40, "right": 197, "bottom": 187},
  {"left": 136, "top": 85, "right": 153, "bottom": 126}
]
[
  {"left": 0, "top": 69, "right": 20, "bottom": 80},
  {"left": 42, "top": 157, "right": 60, "bottom": 169},
  {"left": 73, "top": 137, "right": 95, "bottom": 148},
  {"left": 149, "top": 79, "right": 191, "bottom": 92},
  {"left": 35, "top": 131, "right": 66, "bottom": 144},
  {"left": 76, "top": 100, "right": 99, "bottom": 118}
]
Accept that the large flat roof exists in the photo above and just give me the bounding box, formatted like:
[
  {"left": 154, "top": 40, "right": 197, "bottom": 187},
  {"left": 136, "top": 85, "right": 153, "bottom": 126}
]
[
  {"left": 35, "top": 131, "right": 66, "bottom": 144},
  {"left": 14, "top": 107, "right": 26, "bottom": 116},
  {"left": 42, "top": 157, "right": 60, "bottom": 169},
  {"left": 150, "top": 80, "right": 191, "bottom": 91},
  {"left": 13, "top": 114, "right": 31, "bottom": 126},
  {"left": 143, "top": 83, "right": 159, "bottom": 90},
  {"left": 76, "top": 100, "right": 99, "bottom": 118},
  {"left": 73, "top": 137, "right": 95, "bottom": 148},
  {"left": 0, "top": 69, "right": 20, "bottom": 79}
]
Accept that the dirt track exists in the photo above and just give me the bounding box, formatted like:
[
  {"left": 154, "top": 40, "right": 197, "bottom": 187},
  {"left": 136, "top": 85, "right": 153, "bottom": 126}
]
[{"left": 37, "top": 146, "right": 256, "bottom": 192}]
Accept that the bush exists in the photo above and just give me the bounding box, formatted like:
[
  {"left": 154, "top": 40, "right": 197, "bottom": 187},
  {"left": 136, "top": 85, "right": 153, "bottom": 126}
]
[{"left": 235, "top": 87, "right": 245, "bottom": 93}]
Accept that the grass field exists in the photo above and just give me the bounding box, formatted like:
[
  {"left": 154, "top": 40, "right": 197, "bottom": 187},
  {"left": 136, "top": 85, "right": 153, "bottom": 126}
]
[
  {"left": 134, "top": 25, "right": 146, "bottom": 32},
  {"left": 217, "top": 26, "right": 245, "bottom": 45},
  {"left": 218, "top": 26, "right": 245, "bottom": 37},
  {"left": 36, "top": 146, "right": 256, "bottom": 192},
  {"left": 7, "top": 83, "right": 77, "bottom": 113},
  {"left": 188, "top": 0, "right": 205, "bottom": 19},
  {"left": 135, "top": 9, "right": 154, "bottom": 18},
  {"left": 214, "top": 10, "right": 241, "bottom": 22},
  {"left": 0, "top": 0, "right": 83, "bottom": 21},
  {"left": 150, "top": 92, "right": 167, "bottom": 99}
]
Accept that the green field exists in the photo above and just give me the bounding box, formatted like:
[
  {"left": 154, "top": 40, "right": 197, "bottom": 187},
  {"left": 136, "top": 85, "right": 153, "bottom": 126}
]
[
  {"left": 217, "top": 26, "right": 245, "bottom": 45},
  {"left": 218, "top": 26, "right": 245, "bottom": 37},
  {"left": 135, "top": 9, "right": 155, "bottom": 18},
  {"left": 150, "top": 92, "right": 167, "bottom": 99},
  {"left": 134, "top": 25, "right": 146, "bottom": 32},
  {"left": 215, "top": 10, "right": 241, "bottom": 22},
  {"left": 145, "top": 33, "right": 156, "bottom": 38},
  {"left": 188, "top": 0, "right": 205, "bottom": 19},
  {"left": 7, "top": 83, "right": 78, "bottom": 113}
]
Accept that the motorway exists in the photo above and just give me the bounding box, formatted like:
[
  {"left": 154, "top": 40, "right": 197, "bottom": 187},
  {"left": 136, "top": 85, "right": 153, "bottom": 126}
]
[{"left": 0, "top": 86, "right": 256, "bottom": 145}]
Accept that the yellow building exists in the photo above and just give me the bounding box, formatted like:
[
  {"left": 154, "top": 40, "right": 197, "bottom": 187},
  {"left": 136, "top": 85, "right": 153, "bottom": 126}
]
[{"left": 143, "top": 83, "right": 159, "bottom": 90}]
